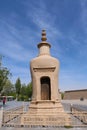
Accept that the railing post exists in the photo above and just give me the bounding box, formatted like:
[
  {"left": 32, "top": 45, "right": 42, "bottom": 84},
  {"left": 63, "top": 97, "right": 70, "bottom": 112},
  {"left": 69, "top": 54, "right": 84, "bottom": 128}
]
[{"left": 0, "top": 107, "right": 3, "bottom": 127}]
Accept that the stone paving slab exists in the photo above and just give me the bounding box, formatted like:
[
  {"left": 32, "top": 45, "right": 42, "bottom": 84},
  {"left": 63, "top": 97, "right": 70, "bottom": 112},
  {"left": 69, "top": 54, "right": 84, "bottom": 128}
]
[
  {"left": 0, "top": 127, "right": 87, "bottom": 130},
  {"left": 61, "top": 99, "right": 87, "bottom": 106}
]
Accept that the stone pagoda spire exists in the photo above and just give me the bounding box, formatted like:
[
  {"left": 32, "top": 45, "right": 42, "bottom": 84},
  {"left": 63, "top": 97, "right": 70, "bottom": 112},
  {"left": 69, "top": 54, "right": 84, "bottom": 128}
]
[
  {"left": 21, "top": 30, "right": 71, "bottom": 127},
  {"left": 41, "top": 29, "right": 47, "bottom": 41},
  {"left": 37, "top": 30, "right": 51, "bottom": 55}
]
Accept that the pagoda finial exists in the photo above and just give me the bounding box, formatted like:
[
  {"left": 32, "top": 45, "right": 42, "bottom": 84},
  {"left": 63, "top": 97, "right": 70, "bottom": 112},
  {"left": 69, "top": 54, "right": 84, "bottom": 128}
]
[{"left": 41, "top": 29, "right": 47, "bottom": 41}]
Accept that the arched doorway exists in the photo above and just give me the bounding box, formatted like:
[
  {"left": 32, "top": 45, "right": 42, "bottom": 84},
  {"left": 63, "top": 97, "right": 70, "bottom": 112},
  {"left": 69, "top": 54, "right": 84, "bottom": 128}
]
[{"left": 40, "top": 77, "right": 51, "bottom": 100}]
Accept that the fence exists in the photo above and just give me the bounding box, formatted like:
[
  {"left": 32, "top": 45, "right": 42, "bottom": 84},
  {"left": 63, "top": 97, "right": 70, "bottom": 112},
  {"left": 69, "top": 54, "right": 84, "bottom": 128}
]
[
  {"left": 71, "top": 106, "right": 87, "bottom": 124},
  {"left": 0, "top": 105, "right": 24, "bottom": 127},
  {"left": 0, "top": 105, "right": 87, "bottom": 128}
]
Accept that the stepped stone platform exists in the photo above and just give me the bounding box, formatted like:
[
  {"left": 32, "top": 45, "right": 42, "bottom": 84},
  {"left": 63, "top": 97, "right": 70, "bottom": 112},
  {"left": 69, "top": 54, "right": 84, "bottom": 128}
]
[{"left": 21, "top": 100, "right": 71, "bottom": 126}]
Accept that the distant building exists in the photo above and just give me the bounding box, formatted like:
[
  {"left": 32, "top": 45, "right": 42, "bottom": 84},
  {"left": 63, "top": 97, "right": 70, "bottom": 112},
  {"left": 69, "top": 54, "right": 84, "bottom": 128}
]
[{"left": 63, "top": 89, "right": 87, "bottom": 100}]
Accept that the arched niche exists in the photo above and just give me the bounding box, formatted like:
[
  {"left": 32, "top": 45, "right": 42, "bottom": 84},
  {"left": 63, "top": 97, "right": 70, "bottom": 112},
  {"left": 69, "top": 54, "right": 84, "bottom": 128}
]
[{"left": 40, "top": 76, "right": 51, "bottom": 100}]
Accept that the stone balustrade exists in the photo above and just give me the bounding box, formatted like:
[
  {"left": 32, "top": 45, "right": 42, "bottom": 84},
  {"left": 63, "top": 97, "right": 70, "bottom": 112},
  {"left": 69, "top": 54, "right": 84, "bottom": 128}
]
[
  {"left": 71, "top": 106, "right": 87, "bottom": 124},
  {"left": 2, "top": 106, "right": 24, "bottom": 124}
]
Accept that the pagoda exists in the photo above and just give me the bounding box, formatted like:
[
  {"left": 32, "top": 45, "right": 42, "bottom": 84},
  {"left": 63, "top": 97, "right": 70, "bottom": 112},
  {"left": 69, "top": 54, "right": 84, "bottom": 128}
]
[{"left": 21, "top": 30, "right": 71, "bottom": 126}]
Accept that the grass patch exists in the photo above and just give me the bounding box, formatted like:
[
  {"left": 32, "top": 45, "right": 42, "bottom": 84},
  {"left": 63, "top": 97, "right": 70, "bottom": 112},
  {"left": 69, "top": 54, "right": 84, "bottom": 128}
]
[{"left": 64, "top": 125, "right": 73, "bottom": 129}]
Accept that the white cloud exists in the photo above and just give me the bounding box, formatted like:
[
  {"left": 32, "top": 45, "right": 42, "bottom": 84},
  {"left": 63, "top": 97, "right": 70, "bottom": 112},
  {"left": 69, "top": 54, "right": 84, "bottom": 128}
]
[
  {"left": 0, "top": 41, "right": 34, "bottom": 62},
  {"left": 26, "top": 0, "right": 62, "bottom": 40},
  {"left": 0, "top": 0, "right": 87, "bottom": 89},
  {"left": 0, "top": 18, "right": 37, "bottom": 62},
  {"left": 7, "top": 64, "right": 31, "bottom": 84}
]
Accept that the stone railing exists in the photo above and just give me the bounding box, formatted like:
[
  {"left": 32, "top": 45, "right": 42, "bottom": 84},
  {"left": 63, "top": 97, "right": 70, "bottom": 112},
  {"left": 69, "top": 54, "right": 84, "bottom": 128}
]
[
  {"left": 0, "top": 107, "right": 3, "bottom": 128},
  {"left": 2, "top": 106, "right": 24, "bottom": 125},
  {"left": 71, "top": 106, "right": 87, "bottom": 124}
]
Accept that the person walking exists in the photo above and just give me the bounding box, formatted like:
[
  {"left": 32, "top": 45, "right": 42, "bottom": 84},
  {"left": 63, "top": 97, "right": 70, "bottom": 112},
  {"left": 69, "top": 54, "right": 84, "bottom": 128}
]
[{"left": 3, "top": 97, "right": 6, "bottom": 105}]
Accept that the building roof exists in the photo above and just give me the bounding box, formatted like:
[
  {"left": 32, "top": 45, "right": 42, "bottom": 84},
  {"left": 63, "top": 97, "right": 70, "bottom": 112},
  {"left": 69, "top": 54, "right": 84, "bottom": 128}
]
[{"left": 65, "top": 89, "right": 87, "bottom": 93}]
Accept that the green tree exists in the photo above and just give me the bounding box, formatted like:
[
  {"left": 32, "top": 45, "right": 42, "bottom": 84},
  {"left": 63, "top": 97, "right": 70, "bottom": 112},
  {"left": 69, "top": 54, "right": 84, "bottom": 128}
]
[
  {"left": 21, "top": 84, "right": 26, "bottom": 95},
  {"left": 19, "top": 83, "right": 32, "bottom": 101},
  {"left": 26, "top": 82, "right": 32, "bottom": 99},
  {"left": 0, "top": 55, "right": 11, "bottom": 94},
  {"left": 3, "top": 79, "right": 14, "bottom": 95},
  {"left": 19, "top": 84, "right": 28, "bottom": 101},
  {"left": 61, "top": 92, "right": 64, "bottom": 99},
  {"left": 15, "top": 78, "right": 21, "bottom": 99}
]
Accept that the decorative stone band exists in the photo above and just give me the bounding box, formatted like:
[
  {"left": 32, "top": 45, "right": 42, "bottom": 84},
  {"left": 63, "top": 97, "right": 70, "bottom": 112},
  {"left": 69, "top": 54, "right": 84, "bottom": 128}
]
[
  {"left": 23, "top": 116, "right": 65, "bottom": 122},
  {"left": 21, "top": 114, "right": 71, "bottom": 126},
  {"left": 33, "top": 67, "right": 56, "bottom": 72}
]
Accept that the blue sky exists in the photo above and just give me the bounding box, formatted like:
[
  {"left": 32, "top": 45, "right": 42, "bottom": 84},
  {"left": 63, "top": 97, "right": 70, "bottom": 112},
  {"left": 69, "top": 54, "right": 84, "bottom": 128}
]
[{"left": 0, "top": 0, "right": 87, "bottom": 91}]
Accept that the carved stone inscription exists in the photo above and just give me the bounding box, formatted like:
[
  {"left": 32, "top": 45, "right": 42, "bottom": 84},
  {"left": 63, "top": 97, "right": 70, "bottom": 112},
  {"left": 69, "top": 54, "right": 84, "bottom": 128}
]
[
  {"left": 41, "top": 84, "right": 49, "bottom": 100},
  {"left": 33, "top": 67, "right": 55, "bottom": 72},
  {"left": 23, "top": 117, "right": 65, "bottom": 122}
]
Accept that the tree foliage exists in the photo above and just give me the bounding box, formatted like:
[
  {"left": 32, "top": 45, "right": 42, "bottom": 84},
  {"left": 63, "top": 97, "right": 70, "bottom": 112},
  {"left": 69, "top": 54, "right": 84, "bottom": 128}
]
[
  {"left": 15, "top": 78, "right": 21, "bottom": 97},
  {"left": 0, "top": 55, "right": 11, "bottom": 93},
  {"left": 0, "top": 55, "right": 33, "bottom": 101},
  {"left": 61, "top": 92, "right": 64, "bottom": 99},
  {"left": 18, "top": 82, "right": 32, "bottom": 101},
  {"left": 3, "top": 80, "right": 14, "bottom": 95},
  {"left": 21, "top": 84, "right": 26, "bottom": 96},
  {"left": 26, "top": 82, "right": 32, "bottom": 98}
]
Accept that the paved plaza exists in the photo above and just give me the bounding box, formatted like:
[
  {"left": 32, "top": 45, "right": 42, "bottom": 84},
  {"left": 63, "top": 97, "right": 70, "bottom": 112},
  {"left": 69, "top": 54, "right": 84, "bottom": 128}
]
[
  {"left": 0, "top": 99, "right": 87, "bottom": 111},
  {"left": 0, "top": 127, "right": 87, "bottom": 130},
  {"left": 62, "top": 99, "right": 87, "bottom": 106},
  {"left": 0, "top": 101, "right": 29, "bottom": 111},
  {"left": 0, "top": 100, "right": 87, "bottom": 130}
]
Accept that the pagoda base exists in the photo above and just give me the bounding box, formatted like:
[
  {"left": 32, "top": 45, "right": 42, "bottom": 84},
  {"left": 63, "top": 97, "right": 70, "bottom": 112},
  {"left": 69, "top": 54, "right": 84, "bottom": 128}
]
[{"left": 21, "top": 100, "right": 71, "bottom": 126}]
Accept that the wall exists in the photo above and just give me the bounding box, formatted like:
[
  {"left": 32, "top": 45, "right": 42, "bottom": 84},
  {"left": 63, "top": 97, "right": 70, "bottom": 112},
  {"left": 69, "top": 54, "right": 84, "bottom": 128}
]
[{"left": 63, "top": 89, "right": 87, "bottom": 100}]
